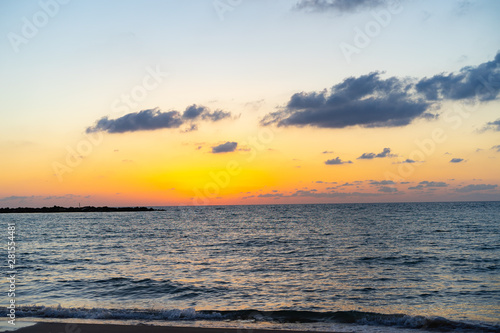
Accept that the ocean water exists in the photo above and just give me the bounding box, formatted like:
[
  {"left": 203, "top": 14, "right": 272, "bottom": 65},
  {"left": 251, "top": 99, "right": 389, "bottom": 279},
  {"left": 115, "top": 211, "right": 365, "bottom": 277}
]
[{"left": 3, "top": 202, "right": 500, "bottom": 332}]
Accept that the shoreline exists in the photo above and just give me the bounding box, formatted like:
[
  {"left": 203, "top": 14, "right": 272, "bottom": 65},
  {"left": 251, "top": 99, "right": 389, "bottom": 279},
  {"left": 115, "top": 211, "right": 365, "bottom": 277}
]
[{"left": 9, "top": 322, "right": 338, "bottom": 333}]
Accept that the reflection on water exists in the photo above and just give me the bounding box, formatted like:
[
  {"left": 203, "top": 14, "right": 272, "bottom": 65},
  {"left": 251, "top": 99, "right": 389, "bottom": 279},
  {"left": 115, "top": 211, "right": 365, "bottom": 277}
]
[{"left": 7, "top": 202, "right": 500, "bottom": 327}]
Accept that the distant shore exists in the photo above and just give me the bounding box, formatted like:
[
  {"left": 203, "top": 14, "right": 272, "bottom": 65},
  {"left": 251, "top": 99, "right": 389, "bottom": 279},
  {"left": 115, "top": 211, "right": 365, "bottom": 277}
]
[{"left": 0, "top": 206, "right": 163, "bottom": 214}]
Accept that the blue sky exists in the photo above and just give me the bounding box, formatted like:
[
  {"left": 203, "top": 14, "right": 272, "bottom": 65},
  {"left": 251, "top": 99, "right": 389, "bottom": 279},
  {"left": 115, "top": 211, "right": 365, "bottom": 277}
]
[{"left": 1, "top": 0, "right": 500, "bottom": 206}]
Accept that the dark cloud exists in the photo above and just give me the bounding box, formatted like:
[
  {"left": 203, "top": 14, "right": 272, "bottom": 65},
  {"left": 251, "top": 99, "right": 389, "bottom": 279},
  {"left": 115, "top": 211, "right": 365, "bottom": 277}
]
[
  {"left": 358, "top": 152, "right": 376, "bottom": 159},
  {"left": 258, "top": 193, "right": 284, "bottom": 198},
  {"left": 182, "top": 124, "right": 198, "bottom": 133},
  {"left": 409, "top": 181, "right": 448, "bottom": 190},
  {"left": 358, "top": 147, "right": 395, "bottom": 159},
  {"left": 294, "top": 0, "right": 393, "bottom": 13},
  {"left": 395, "top": 158, "right": 416, "bottom": 164},
  {"left": 483, "top": 119, "right": 500, "bottom": 132},
  {"left": 87, "top": 108, "right": 183, "bottom": 133},
  {"left": 246, "top": 189, "right": 382, "bottom": 199},
  {"left": 262, "top": 73, "right": 430, "bottom": 129},
  {"left": 0, "top": 194, "right": 86, "bottom": 202},
  {"left": 492, "top": 145, "right": 500, "bottom": 152},
  {"left": 87, "top": 105, "right": 232, "bottom": 134},
  {"left": 419, "top": 181, "right": 448, "bottom": 188},
  {"left": 455, "top": 184, "right": 498, "bottom": 193},
  {"left": 0, "top": 195, "right": 36, "bottom": 202},
  {"left": 202, "top": 109, "right": 232, "bottom": 122},
  {"left": 182, "top": 105, "right": 206, "bottom": 119},
  {"left": 370, "top": 180, "right": 395, "bottom": 185},
  {"left": 212, "top": 142, "right": 238, "bottom": 154},
  {"left": 450, "top": 158, "right": 465, "bottom": 163},
  {"left": 325, "top": 157, "right": 352, "bottom": 165},
  {"left": 291, "top": 190, "right": 379, "bottom": 198},
  {"left": 378, "top": 186, "right": 398, "bottom": 193},
  {"left": 261, "top": 53, "right": 500, "bottom": 130},
  {"left": 416, "top": 53, "right": 500, "bottom": 102}
]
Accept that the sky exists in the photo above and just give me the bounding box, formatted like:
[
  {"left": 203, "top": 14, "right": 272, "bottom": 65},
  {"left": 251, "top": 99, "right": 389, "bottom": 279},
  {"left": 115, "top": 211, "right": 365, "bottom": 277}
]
[{"left": 1, "top": 0, "right": 500, "bottom": 207}]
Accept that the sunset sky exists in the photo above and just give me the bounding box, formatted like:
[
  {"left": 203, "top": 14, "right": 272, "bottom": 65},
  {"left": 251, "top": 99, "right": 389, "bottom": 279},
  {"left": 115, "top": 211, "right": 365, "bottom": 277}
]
[{"left": 1, "top": 0, "right": 500, "bottom": 207}]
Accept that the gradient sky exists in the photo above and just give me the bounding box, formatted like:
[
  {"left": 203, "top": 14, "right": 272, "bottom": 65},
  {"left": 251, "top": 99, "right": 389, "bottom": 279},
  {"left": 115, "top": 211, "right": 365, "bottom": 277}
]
[{"left": 1, "top": 0, "right": 500, "bottom": 207}]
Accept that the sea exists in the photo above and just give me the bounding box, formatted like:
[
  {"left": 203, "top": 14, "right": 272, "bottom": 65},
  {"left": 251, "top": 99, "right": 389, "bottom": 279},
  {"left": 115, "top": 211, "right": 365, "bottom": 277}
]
[{"left": 1, "top": 202, "right": 499, "bottom": 332}]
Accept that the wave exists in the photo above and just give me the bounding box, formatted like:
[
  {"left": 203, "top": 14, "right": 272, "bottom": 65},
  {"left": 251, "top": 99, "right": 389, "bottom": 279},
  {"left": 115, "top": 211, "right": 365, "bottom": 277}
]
[
  {"left": 21, "top": 277, "right": 229, "bottom": 300},
  {"left": 18, "top": 306, "right": 500, "bottom": 332}
]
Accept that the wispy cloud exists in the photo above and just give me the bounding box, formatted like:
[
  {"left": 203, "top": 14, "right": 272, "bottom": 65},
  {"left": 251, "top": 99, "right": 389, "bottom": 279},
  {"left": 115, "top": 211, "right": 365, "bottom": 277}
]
[
  {"left": 455, "top": 184, "right": 498, "bottom": 193},
  {"left": 370, "top": 180, "right": 395, "bottom": 185},
  {"left": 378, "top": 186, "right": 398, "bottom": 193},
  {"left": 393, "top": 158, "right": 417, "bottom": 164},
  {"left": 0, "top": 195, "right": 36, "bottom": 202},
  {"left": 0, "top": 194, "right": 88, "bottom": 203},
  {"left": 482, "top": 119, "right": 500, "bottom": 132},
  {"left": 294, "top": 0, "right": 397, "bottom": 13},
  {"left": 420, "top": 181, "right": 448, "bottom": 188}
]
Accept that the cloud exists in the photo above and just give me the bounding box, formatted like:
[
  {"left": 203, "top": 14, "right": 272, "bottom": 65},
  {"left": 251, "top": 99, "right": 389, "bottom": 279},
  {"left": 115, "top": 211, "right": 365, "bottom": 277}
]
[
  {"left": 261, "top": 53, "right": 500, "bottom": 130},
  {"left": 243, "top": 189, "right": 382, "bottom": 199},
  {"left": 212, "top": 142, "right": 238, "bottom": 154},
  {"left": 258, "top": 193, "right": 284, "bottom": 198},
  {"left": 261, "top": 73, "right": 431, "bottom": 129},
  {"left": 455, "top": 184, "right": 498, "bottom": 193},
  {"left": 294, "top": 0, "right": 395, "bottom": 13},
  {"left": 409, "top": 181, "right": 448, "bottom": 190},
  {"left": 416, "top": 52, "right": 500, "bottom": 101},
  {"left": 325, "top": 157, "right": 352, "bottom": 165},
  {"left": 0, "top": 194, "right": 87, "bottom": 203},
  {"left": 394, "top": 158, "right": 416, "bottom": 164},
  {"left": 87, "top": 105, "right": 232, "bottom": 134},
  {"left": 0, "top": 195, "right": 36, "bottom": 202},
  {"left": 450, "top": 158, "right": 465, "bottom": 163},
  {"left": 322, "top": 151, "right": 334, "bottom": 154},
  {"left": 290, "top": 190, "right": 379, "bottom": 198},
  {"left": 492, "top": 145, "right": 500, "bottom": 152},
  {"left": 87, "top": 108, "right": 182, "bottom": 133},
  {"left": 202, "top": 109, "right": 232, "bottom": 122},
  {"left": 482, "top": 119, "right": 500, "bottom": 132},
  {"left": 378, "top": 186, "right": 398, "bottom": 193},
  {"left": 419, "top": 181, "right": 448, "bottom": 188},
  {"left": 370, "top": 180, "right": 395, "bottom": 185},
  {"left": 182, "top": 104, "right": 206, "bottom": 119},
  {"left": 358, "top": 147, "right": 396, "bottom": 159}
]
